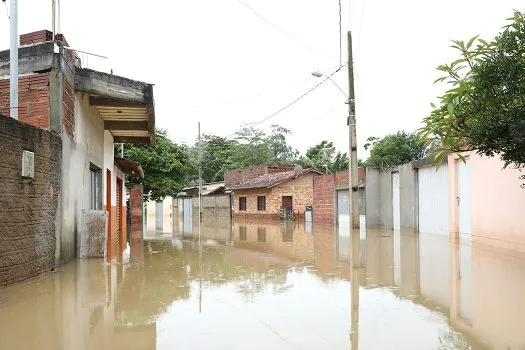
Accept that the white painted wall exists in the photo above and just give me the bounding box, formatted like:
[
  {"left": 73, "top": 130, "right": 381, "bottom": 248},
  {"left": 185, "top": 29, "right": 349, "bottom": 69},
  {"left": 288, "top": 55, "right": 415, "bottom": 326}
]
[
  {"left": 61, "top": 92, "right": 105, "bottom": 262},
  {"left": 392, "top": 172, "right": 400, "bottom": 230},
  {"left": 417, "top": 165, "right": 449, "bottom": 235}
]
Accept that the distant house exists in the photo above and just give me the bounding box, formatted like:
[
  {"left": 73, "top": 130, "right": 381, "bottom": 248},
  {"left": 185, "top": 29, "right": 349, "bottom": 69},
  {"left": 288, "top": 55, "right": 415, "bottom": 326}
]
[{"left": 225, "top": 165, "right": 321, "bottom": 219}]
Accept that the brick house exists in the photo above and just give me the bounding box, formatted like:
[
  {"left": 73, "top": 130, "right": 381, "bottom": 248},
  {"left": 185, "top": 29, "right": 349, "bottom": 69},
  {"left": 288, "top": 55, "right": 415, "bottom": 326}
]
[
  {"left": 225, "top": 165, "right": 320, "bottom": 219},
  {"left": 0, "top": 29, "right": 154, "bottom": 278}
]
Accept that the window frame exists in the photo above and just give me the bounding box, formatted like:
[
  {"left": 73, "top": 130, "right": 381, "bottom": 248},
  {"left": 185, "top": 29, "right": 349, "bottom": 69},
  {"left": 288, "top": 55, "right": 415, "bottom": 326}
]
[
  {"left": 89, "top": 163, "right": 102, "bottom": 210},
  {"left": 239, "top": 197, "right": 247, "bottom": 211},
  {"left": 257, "top": 196, "right": 266, "bottom": 211}
]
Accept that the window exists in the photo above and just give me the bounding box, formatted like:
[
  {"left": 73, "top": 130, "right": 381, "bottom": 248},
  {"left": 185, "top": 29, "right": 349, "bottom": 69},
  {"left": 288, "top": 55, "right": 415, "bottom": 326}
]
[
  {"left": 257, "top": 227, "right": 266, "bottom": 242},
  {"left": 257, "top": 196, "right": 266, "bottom": 211},
  {"left": 89, "top": 164, "right": 102, "bottom": 210},
  {"left": 239, "top": 197, "right": 247, "bottom": 211},
  {"left": 239, "top": 226, "right": 247, "bottom": 240}
]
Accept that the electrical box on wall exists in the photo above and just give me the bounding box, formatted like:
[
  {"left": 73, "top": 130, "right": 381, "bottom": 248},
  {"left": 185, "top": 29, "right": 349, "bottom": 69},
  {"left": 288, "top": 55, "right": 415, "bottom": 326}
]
[{"left": 21, "top": 150, "right": 35, "bottom": 179}]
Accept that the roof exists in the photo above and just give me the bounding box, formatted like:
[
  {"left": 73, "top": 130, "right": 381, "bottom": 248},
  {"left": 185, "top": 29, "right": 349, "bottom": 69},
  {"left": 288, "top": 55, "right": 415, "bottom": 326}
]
[
  {"left": 179, "top": 182, "right": 227, "bottom": 197},
  {"left": 115, "top": 157, "right": 144, "bottom": 178},
  {"left": 75, "top": 68, "right": 155, "bottom": 145},
  {"left": 230, "top": 169, "right": 320, "bottom": 190}
]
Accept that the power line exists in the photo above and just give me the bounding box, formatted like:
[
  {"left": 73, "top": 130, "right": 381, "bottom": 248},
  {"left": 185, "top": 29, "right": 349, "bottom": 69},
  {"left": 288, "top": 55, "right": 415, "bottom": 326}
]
[
  {"left": 247, "top": 65, "right": 346, "bottom": 128},
  {"left": 172, "top": 77, "right": 311, "bottom": 111},
  {"left": 235, "top": 0, "right": 335, "bottom": 60},
  {"left": 338, "top": 0, "right": 343, "bottom": 67}
]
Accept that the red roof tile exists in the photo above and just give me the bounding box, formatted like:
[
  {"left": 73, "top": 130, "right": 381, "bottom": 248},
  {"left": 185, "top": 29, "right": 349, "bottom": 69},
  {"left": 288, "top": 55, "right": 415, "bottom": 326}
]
[{"left": 230, "top": 169, "right": 319, "bottom": 190}]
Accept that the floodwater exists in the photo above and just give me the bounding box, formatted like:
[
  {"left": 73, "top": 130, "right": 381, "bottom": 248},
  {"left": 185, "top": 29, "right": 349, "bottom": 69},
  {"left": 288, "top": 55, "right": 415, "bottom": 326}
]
[{"left": 1, "top": 218, "right": 525, "bottom": 349}]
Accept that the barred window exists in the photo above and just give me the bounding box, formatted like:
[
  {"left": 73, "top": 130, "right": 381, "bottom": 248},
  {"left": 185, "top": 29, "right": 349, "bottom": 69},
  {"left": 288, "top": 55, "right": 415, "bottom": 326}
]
[{"left": 257, "top": 196, "right": 266, "bottom": 211}]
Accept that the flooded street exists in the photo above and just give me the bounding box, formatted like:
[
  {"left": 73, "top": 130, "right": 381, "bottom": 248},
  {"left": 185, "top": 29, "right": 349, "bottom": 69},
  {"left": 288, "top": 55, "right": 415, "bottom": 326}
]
[{"left": 1, "top": 219, "right": 525, "bottom": 349}]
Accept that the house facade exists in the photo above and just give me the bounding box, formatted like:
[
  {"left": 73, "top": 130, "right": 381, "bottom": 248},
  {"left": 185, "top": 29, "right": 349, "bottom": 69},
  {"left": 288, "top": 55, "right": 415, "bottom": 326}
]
[
  {"left": 225, "top": 165, "right": 319, "bottom": 219},
  {"left": 0, "top": 30, "right": 154, "bottom": 284}
]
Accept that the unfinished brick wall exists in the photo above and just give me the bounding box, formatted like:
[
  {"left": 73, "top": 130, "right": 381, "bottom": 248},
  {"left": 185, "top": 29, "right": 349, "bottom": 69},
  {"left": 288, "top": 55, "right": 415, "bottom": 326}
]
[
  {"left": 313, "top": 174, "right": 336, "bottom": 225},
  {"left": 0, "top": 115, "right": 61, "bottom": 286},
  {"left": 0, "top": 73, "right": 51, "bottom": 129},
  {"left": 63, "top": 77, "right": 75, "bottom": 136},
  {"left": 233, "top": 173, "right": 315, "bottom": 219}
]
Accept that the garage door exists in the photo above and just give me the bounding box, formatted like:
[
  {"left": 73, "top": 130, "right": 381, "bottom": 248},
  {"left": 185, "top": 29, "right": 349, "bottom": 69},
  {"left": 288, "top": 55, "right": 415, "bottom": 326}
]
[{"left": 418, "top": 165, "right": 449, "bottom": 235}]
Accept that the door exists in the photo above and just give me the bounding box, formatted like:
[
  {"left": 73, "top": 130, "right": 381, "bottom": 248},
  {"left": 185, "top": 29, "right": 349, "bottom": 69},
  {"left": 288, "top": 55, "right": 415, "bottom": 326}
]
[
  {"left": 183, "top": 198, "right": 192, "bottom": 235},
  {"left": 457, "top": 158, "right": 472, "bottom": 323},
  {"left": 155, "top": 201, "right": 163, "bottom": 232},
  {"left": 392, "top": 172, "right": 401, "bottom": 230},
  {"left": 458, "top": 158, "right": 471, "bottom": 238},
  {"left": 418, "top": 165, "right": 449, "bottom": 234},
  {"left": 106, "top": 169, "right": 112, "bottom": 258},
  {"left": 337, "top": 189, "right": 350, "bottom": 229},
  {"left": 116, "top": 177, "right": 123, "bottom": 251},
  {"left": 282, "top": 196, "right": 293, "bottom": 219}
]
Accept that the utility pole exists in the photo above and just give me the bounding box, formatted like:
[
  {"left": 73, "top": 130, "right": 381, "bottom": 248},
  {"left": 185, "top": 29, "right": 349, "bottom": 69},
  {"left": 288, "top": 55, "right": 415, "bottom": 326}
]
[
  {"left": 347, "top": 31, "right": 359, "bottom": 231},
  {"left": 198, "top": 122, "right": 203, "bottom": 313},
  {"left": 10, "top": 0, "right": 18, "bottom": 120},
  {"left": 348, "top": 30, "right": 361, "bottom": 350}
]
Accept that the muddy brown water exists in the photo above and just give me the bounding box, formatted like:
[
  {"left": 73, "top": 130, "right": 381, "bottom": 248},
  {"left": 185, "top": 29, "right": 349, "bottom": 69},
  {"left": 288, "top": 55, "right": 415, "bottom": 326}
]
[{"left": 1, "top": 218, "right": 525, "bottom": 349}]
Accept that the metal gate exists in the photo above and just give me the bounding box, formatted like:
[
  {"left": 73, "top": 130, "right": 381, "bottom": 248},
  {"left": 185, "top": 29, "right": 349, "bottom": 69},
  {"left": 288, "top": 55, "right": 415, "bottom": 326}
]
[
  {"left": 337, "top": 189, "right": 349, "bottom": 226},
  {"left": 418, "top": 165, "right": 449, "bottom": 234},
  {"left": 183, "top": 198, "right": 192, "bottom": 235},
  {"left": 392, "top": 172, "right": 400, "bottom": 230},
  {"left": 155, "top": 201, "right": 163, "bottom": 232}
]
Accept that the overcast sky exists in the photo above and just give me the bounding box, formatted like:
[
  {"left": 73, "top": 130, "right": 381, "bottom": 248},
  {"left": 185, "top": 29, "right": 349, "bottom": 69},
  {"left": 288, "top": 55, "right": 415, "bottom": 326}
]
[{"left": 0, "top": 0, "right": 523, "bottom": 158}]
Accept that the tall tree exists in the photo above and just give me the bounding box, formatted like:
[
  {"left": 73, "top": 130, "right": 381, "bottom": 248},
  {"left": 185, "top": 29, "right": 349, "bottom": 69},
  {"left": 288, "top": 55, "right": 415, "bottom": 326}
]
[
  {"left": 200, "top": 134, "right": 237, "bottom": 182},
  {"left": 301, "top": 140, "right": 336, "bottom": 172},
  {"left": 266, "top": 125, "right": 299, "bottom": 163},
  {"left": 419, "top": 11, "right": 525, "bottom": 167},
  {"left": 364, "top": 131, "right": 427, "bottom": 168},
  {"left": 226, "top": 126, "right": 274, "bottom": 169},
  {"left": 121, "top": 129, "right": 194, "bottom": 201}
]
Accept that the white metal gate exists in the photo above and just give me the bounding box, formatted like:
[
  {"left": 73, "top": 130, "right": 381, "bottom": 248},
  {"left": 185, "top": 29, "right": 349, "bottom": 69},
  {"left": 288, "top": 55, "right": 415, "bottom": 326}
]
[
  {"left": 392, "top": 172, "right": 401, "bottom": 230},
  {"left": 155, "top": 201, "right": 163, "bottom": 232},
  {"left": 418, "top": 165, "right": 449, "bottom": 235},
  {"left": 337, "top": 189, "right": 350, "bottom": 230},
  {"left": 183, "top": 198, "right": 193, "bottom": 235}
]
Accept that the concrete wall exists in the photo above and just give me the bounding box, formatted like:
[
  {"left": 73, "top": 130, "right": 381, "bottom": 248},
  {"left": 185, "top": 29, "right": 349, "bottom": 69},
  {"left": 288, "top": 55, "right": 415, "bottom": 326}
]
[
  {"left": 192, "top": 195, "right": 231, "bottom": 217},
  {"left": 365, "top": 165, "right": 417, "bottom": 230},
  {"left": 61, "top": 93, "right": 105, "bottom": 263},
  {"left": 0, "top": 116, "right": 61, "bottom": 286},
  {"left": 398, "top": 163, "right": 417, "bottom": 230},
  {"left": 449, "top": 152, "right": 525, "bottom": 253}
]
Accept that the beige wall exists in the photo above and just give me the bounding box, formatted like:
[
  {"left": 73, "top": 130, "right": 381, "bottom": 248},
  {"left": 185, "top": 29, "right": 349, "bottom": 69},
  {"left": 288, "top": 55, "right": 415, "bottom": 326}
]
[{"left": 449, "top": 152, "right": 525, "bottom": 253}]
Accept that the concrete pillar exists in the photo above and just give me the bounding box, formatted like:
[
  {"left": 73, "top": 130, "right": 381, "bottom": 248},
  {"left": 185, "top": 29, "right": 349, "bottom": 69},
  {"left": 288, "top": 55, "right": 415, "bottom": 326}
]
[{"left": 128, "top": 184, "right": 143, "bottom": 258}]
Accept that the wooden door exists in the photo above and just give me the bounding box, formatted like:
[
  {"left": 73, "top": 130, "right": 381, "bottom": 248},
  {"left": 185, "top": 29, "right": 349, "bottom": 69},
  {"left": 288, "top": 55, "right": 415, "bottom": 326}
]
[
  {"left": 106, "top": 169, "right": 112, "bottom": 258},
  {"left": 116, "top": 177, "right": 123, "bottom": 251},
  {"left": 282, "top": 196, "right": 293, "bottom": 211}
]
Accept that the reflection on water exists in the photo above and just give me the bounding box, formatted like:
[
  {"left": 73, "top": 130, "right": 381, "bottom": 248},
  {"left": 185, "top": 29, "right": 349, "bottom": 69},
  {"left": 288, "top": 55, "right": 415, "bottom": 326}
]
[{"left": 1, "top": 218, "right": 525, "bottom": 349}]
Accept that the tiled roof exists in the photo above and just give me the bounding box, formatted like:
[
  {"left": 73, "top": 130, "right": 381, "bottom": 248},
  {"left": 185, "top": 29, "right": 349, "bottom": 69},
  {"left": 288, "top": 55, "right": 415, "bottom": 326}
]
[{"left": 230, "top": 169, "right": 319, "bottom": 190}]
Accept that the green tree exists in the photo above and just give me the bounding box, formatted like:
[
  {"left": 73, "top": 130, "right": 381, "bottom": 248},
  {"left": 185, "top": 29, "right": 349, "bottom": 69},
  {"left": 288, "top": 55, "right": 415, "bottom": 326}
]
[
  {"left": 419, "top": 11, "right": 525, "bottom": 168},
  {"left": 121, "top": 129, "right": 194, "bottom": 201},
  {"left": 228, "top": 126, "right": 274, "bottom": 168},
  {"left": 329, "top": 152, "right": 349, "bottom": 172},
  {"left": 301, "top": 140, "right": 336, "bottom": 172},
  {"left": 364, "top": 131, "right": 427, "bottom": 168},
  {"left": 266, "top": 125, "right": 299, "bottom": 163},
  {"left": 200, "top": 134, "right": 237, "bottom": 182}
]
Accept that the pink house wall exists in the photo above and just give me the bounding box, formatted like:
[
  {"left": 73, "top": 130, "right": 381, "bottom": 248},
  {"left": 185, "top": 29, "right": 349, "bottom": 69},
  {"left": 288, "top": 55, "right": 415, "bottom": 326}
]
[{"left": 448, "top": 152, "right": 525, "bottom": 253}]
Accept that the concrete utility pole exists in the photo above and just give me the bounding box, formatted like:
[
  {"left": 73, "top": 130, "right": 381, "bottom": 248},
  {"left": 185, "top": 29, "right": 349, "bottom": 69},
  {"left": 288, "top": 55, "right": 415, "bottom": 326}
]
[
  {"left": 348, "top": 30, "right": 361, "bottom": 350},
  {"left": 10, "top": 0, "right": 18, "bottom": 120},
  {"left": 347, "top": 31, "right": 359, "bottom": 231}
]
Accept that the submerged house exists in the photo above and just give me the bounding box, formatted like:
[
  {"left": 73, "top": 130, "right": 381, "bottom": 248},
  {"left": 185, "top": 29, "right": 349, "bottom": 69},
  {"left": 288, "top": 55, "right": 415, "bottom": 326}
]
[
  {"left": 0, "top": 30, "right": 155, "bottom": 285},
  {"left": 225, "top": 165, "right": 320, "bottom": 219}
]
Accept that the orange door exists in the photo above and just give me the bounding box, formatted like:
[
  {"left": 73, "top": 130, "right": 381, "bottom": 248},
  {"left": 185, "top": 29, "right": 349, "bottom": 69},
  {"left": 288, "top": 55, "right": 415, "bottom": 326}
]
[{"left": 106, "top": 169, "right": 113, "bottom": 259}]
